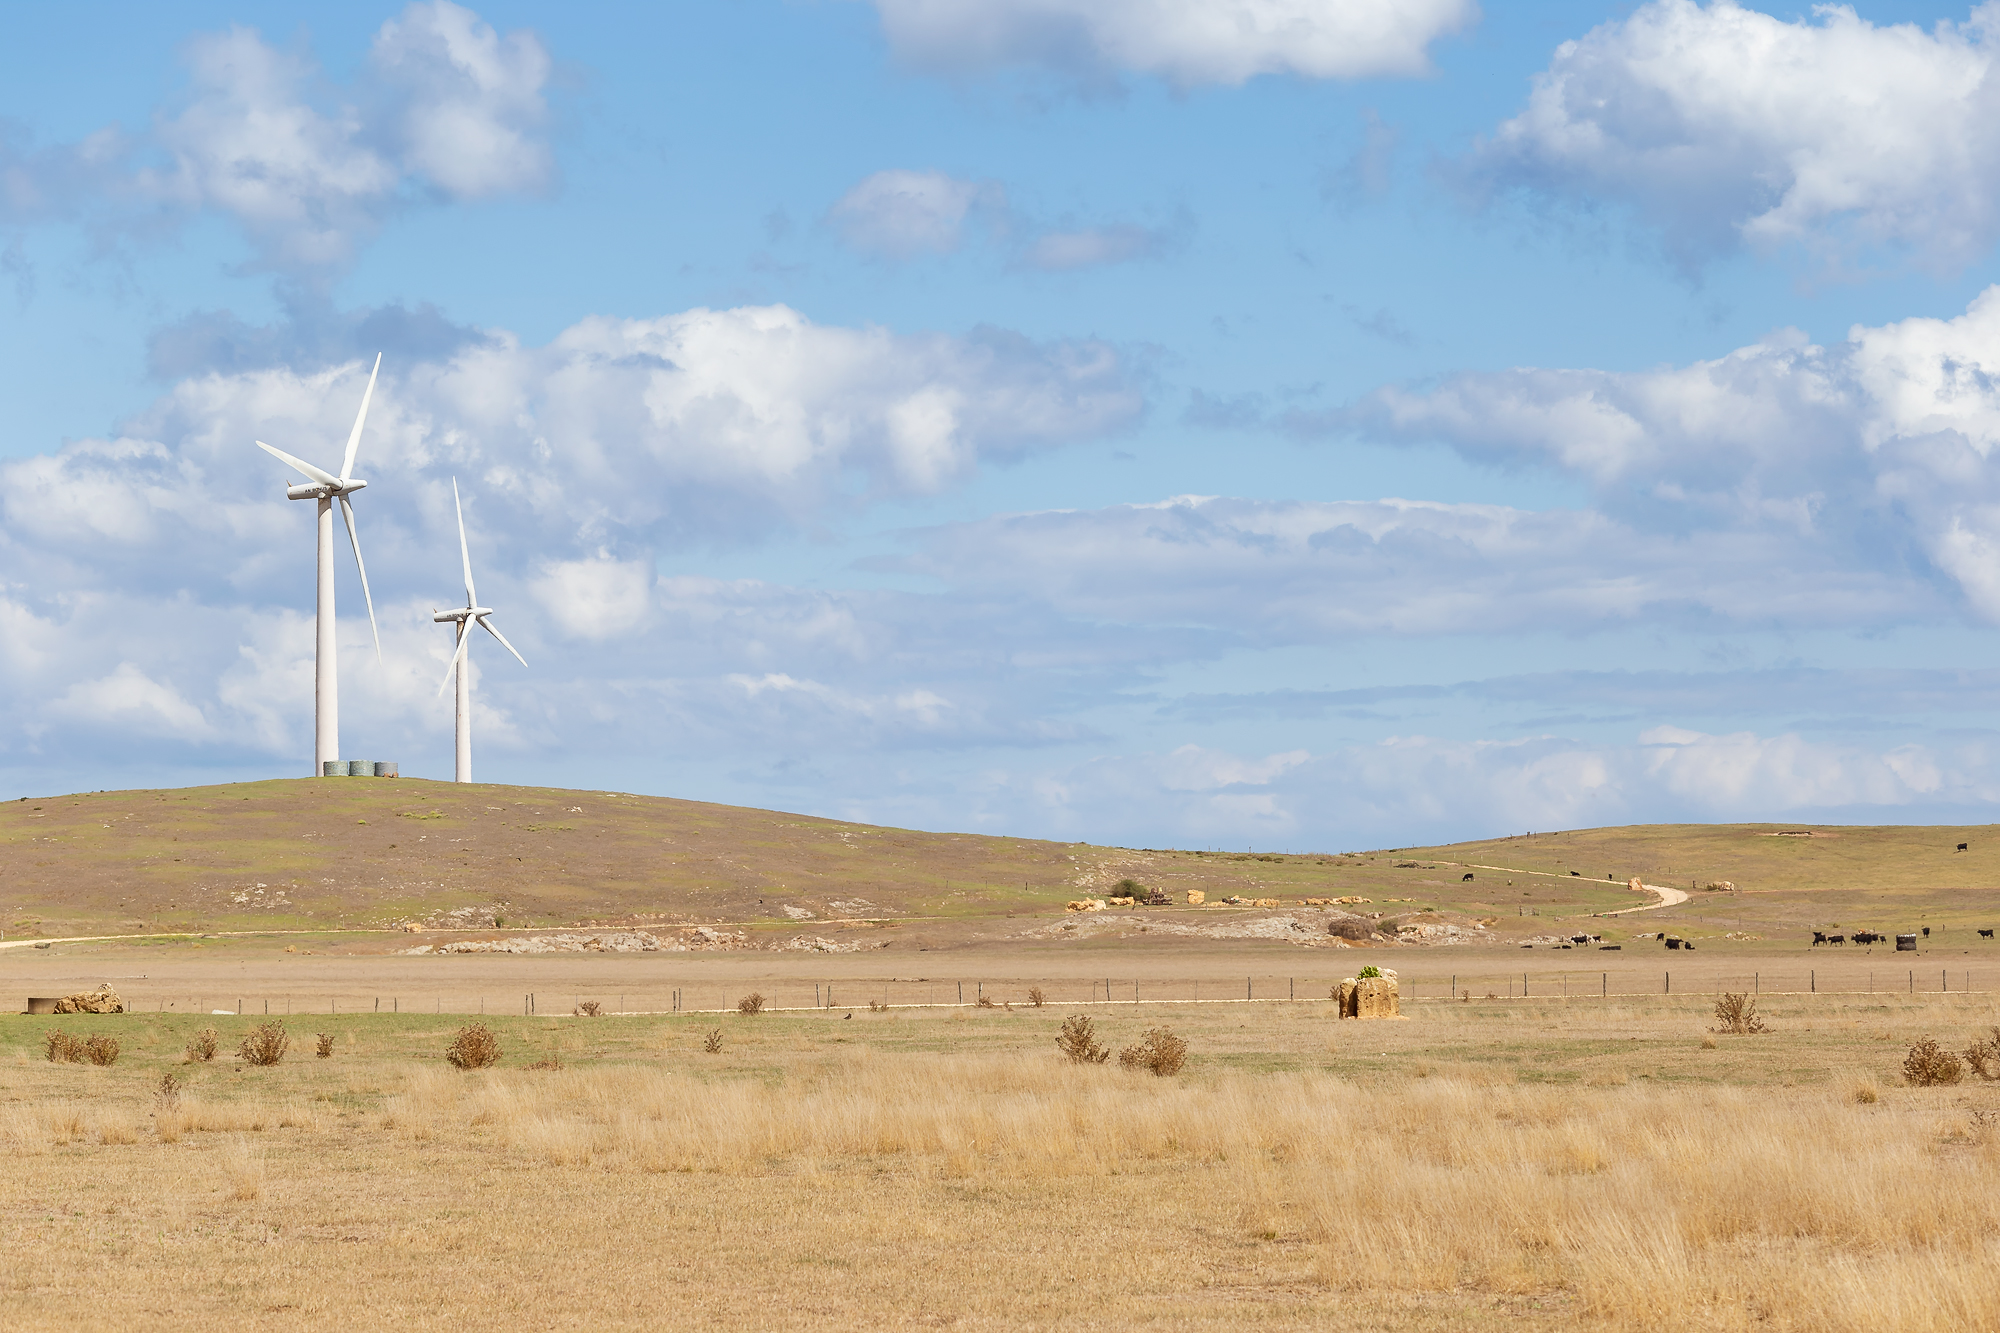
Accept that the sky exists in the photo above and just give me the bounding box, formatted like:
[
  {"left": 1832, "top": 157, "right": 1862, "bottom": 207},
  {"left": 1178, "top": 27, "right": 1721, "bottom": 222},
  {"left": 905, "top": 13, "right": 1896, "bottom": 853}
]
[{"left": 9, "top": 0, "right": 2000, "bottom": 850}]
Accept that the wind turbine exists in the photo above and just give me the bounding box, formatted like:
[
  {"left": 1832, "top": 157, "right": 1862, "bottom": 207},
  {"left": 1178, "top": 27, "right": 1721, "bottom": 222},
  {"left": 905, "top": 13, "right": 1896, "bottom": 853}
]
[
  {"left": 255, "top": 353, "right": 384, "bottom": 776},
  {"left": 435, "top": 479, "right": 527, "bottom": 783}
]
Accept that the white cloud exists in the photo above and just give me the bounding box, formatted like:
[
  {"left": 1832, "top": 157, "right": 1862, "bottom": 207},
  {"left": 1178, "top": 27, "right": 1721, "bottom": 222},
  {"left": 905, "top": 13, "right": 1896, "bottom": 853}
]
[
  {"left": 371, "top": 1, "right": 553, "bottom": 199},
  {"left": 871, "top": 0, "right": 1478, "bottom": 87},
  {"left": 1021, "top": 223, "right": 1164, "bottom": 270},
  {"left": 529, "top": 556, "right": 653, "bottom": 641},
  {"left": 828, "top": 167, "right": 1182, "bottom": 271},
  {"left": 828, "top": 169, "right": 1000, "bottom": 258},
  {"left": 4, "top": 2, "right": 552, "bottom": 273},
  {"left": 892, "top": 494, "right": 1934, "bottom": 638},
  {"left": 1335, "top": 284, "right": 2000, "bottom": 620},
  {"left": 1470, "top": 0, "right": 2000, "bottom": 268}
]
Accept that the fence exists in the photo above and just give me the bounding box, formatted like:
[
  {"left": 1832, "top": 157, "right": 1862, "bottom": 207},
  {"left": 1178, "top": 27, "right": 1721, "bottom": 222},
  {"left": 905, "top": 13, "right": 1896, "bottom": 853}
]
[{"left": 86, "top": 966, "right": 1994, "bottom": 1020}]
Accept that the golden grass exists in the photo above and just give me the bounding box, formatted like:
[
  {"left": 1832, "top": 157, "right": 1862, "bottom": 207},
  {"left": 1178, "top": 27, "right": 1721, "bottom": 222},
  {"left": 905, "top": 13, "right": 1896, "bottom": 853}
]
[{"left": 4, "top": 996, "right": 2000, "bottom": 1330}]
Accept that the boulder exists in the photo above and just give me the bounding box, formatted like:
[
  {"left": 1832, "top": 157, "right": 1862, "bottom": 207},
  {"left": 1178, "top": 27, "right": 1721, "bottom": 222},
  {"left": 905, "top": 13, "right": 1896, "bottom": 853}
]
[
  {"left": 1627, "top": 876, "right": 1643, "bottom": 892},
  {"left": 52, "top": 983, "right": 123, "bottom": 1015},
  {"left": 1065, "top": 899, "right": 1107, "bottom": 913},
  {"left": 1186, "top": 890, "right": 1205, "bottom": 906},
  {"left": 1335, "top": 980, "right": 1358, "bottom": 1016},
  {"left": 1354, "top": 977, "right": 1399, "bottom": 1019}
]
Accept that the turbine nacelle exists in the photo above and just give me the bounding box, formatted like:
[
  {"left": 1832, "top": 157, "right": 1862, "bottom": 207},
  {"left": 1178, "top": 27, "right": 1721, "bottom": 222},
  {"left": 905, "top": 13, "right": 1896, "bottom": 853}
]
[
  {"left": 433, "top": 606, "right": 492, "bottom": 623},
  {"left": 286, "top": 478, "right": 367, "bottom": 501}
]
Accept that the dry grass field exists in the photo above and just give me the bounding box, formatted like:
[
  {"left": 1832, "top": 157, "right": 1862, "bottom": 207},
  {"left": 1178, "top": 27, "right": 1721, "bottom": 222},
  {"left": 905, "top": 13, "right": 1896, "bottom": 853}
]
[{"left": 5, "top": 977, "right": 2000, "bottom": 1332}]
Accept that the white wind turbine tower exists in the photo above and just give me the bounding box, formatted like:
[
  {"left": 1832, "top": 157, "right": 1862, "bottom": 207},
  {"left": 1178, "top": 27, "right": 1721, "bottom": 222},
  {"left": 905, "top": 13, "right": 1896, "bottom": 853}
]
[
  {"left": 255, "top": 353, "right": 384, "bottom": 776},
  {"left": 435, "top": 479, "right": 527, "bottom": 783}
]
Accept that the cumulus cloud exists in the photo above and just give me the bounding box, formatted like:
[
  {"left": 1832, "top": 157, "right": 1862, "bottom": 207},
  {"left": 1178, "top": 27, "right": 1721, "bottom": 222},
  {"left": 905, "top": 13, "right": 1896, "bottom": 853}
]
[
  {"left": 870, "top": 0, "right": 1478, "bottom": 87},
  {"left": 2, "top": 2, "right": 552, "bottom": 274},
  {"left": 1330, "top": 284, "right": 2000, "bottom": 620},
  {"left": 1468, "top": 0, "right": 2000, "bottom": 269}
]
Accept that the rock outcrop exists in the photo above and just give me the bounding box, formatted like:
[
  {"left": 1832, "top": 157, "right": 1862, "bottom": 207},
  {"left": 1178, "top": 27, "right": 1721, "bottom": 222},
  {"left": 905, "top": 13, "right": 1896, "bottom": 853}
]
[{"left": 53, "top": 983, "right": 123, "bottom": 1014}]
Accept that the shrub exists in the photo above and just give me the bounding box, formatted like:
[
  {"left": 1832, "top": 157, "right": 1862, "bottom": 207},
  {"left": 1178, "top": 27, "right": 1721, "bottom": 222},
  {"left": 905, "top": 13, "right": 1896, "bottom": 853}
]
[
  {"left": 239, "top": 1021, "right": 289, "bottom": 1067},
  {"left": 1115, "top": 878, "right": 1144, "bottom": 897},
  {"left": 868, "top": 1000, "right": 889, "bottom": 1013},
  {"left": 1965, "top": 1028, "right": 2000, "bottom": 1080},
  {"left": 446, "top": 1023, "right": 500, "bottom": 1070},
  {"left": 1118, "top": 1026, "right": 1188, "bottom": 1077},
  {"left": 574, "top": 1001, "right": 603, "bottom": 1017},
  {"left": 1056, "top": 1014, "right": 1109, "bottom": 1065},
  {"left": 185, "top": 1028, "right": 218, "bottom": 1063},
  {"left": 83, "top": 1034, "right": 120, "bottom": 1066},
  {"left": 43, "top": 1029, "right": 83, "bottom": 1064},
  {"left": 975, "top": 994, "right": 996, "bottom": 1008},
  {"left": 154, "top": 1072, "right": 183, "bottom": 1112},
  {"left": 1357, "top": 965, "right": 1382, "bottom": 980},
  {"left": 1712, "top": 992, "right": 1768, "bottom": 1035},
  {"left": 1904, "top": 1036, "right": 1964, "bottom": 1087},
  {"left": 738, "top": 993, "right": 766, "bottom": 1015},
  {"left": 315, "top": 1032, "right": 334, "bottom": 1059},
  {"left": 702, "top": 1029, "right": 724, "bottom": 1054},
  {"left": 1027, "top": 987, "right": 1046, "bottom": 1008}
]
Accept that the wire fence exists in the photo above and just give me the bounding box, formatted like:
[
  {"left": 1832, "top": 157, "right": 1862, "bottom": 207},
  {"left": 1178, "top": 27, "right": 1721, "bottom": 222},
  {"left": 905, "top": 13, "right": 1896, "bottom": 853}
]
[{"left": 89, "top": 965, "right": 1995, "bottom": 1019}]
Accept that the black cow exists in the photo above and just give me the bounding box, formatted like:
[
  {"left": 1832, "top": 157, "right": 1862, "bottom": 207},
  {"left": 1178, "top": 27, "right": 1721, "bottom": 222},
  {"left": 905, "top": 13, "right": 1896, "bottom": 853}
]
[
  {"left": 1812, "top": 931, "right": 1827, "bottom": 945},
  {"left": 1853, "top": 931, "right": 1878, "bottom": 945},
  {"left": 1981, "top": 929, "right": 1995, "bottom": 939},
  {"left": 1665, "top": 937, "right": 1682, "bottom": 950},
  {"left": 1923, "top": 926, "right": 1931, "bottom": 938},
  {"left": 1829, "top": 935, "right": 1845, "bottom": 945},
  {"left": 1958, "top": 842, "right": 1969, "bottom": 851},
  {"left": 1462, "top": 873, "right": 1474, "bottom": 881},
  {"left": 1570, "top": 870, "right": 1580, "bottom": 877}
]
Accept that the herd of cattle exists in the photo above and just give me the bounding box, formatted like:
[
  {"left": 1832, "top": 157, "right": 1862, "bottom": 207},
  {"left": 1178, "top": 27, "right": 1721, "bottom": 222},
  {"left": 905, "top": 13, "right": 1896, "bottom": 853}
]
[{"left": 1812, "top": 927, "right": 1997, "bottom": 945}]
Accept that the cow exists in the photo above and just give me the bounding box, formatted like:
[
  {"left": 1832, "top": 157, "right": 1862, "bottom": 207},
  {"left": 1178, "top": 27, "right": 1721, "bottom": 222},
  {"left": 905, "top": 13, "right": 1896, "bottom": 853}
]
[
  {"left": 1665, "top": 937, "right": 1682, "bottom": 950},
  {"left": 1462, "top": 873, "right": 1474, "bottom": 882},
  {"left": 1829, "top": 935, "right": 1845, "bottom": 945},
  {"left": 1959, "top": 843, "right": 1969, "bottom": 851},
  {"left": 1853, "top": 931, "right": 1878, "bottom": 946},
  {"left": 1923, "top": 926, "right": 1931, "bottom": 938},
  {"left": 1981, "top": 929, "right": 1995, "bottom": 940},
  {"left": 1812, "top": 931, "right": 1827, "bottom": 945},
  {"left": 1570, "top": 870, "right": 1580, "bottom": 877}
]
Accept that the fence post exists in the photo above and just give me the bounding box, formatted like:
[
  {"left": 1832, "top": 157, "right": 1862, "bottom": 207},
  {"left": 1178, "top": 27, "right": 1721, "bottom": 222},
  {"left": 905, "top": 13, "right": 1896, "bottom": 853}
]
[
  {"left": 1665, "top": 972, "right": 1670, "bottom": 995},
  {"left": 1602, "top": 972, "right": 1606, "bottom": 997},
  {"left": 1246, "top": 976, "right": 1251, "bottom": 1001}
]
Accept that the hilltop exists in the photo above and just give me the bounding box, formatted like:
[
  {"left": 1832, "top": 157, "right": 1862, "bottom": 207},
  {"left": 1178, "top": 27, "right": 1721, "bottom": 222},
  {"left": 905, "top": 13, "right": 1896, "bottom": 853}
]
[{"left": 4, "top": 780, "right": 2000, "bottom": 948}]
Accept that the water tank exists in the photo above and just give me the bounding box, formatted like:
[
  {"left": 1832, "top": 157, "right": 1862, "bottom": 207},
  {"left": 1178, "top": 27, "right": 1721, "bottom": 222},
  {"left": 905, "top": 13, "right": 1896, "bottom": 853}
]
[{"left": 1896, "top": 934, "right": 1917, "bottom": 951}]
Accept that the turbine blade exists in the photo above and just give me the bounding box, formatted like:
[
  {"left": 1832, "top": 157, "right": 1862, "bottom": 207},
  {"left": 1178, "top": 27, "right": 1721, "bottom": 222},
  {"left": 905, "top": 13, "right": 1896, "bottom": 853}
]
[
  {"left": 256, "top": 440, "right": 340, "bottom": 488},
  {"left": 340, "top": 353, "right": 381, "bottom": 483},
  {"left": 339, "top": 495, "right": 383, "bottom": 663},
  {"left": 453, "top": 477, "right": 477, "bottom": 608},
  {"left": 476, "top": 614, "right": 527, "bottom": 668},
  {"left": 436, "top": 622, "right": 473, "bottom": 698}
]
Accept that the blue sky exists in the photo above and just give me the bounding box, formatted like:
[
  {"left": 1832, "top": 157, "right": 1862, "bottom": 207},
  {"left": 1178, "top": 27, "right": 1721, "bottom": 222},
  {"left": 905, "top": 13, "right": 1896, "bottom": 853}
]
[{"left": 8, "top": 0, "right": 2000, "bottom": 849}]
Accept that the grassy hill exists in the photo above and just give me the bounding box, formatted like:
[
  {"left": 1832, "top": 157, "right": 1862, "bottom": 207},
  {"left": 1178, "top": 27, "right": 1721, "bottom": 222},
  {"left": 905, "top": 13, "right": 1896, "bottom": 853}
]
[{"left": 4, "top": 779, "right": 2000, "bottom": 944}]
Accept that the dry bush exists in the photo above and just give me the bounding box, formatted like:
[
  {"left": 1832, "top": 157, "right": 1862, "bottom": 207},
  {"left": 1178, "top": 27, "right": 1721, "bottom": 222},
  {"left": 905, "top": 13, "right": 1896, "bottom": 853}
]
[
  {"left": 154, "top": 1073, "right": 182, "bottom": 1113},
  {"left": 868, "top": 1000, "right": 889, "bottom": 1013},
  {"left": 702, "top": 1029, "right": 723, "bottom": 1054},
  {"left": 1118, "top": 1026, "right": 1188, "bottom": 1077},
  {"left": 185, "top": 1028, "right": 218, "bottom": 1062},
  {"left": 43, "top": 1030, "right": 83, "bottom": 1064},
  {"left": 737, "top": 993, "right": 765, "bottom": 1015},
  {"left": 975, "top": 995, "right": 996, "bottom": 1008},
  {"left": 82, "top": 1034, "right": 119, "bottom": 1066},
  {"left": 446, "top": 1023, "right": 500, "bottom": 1070},
  {"left": 1056, "top": 1014, "right": 1109, "bottom": 1065},
  {"left": 238, "top": 1021, "right": 289, "bottom": 1067},
  {"left": 1903, "top": 1036, "right": 1963, "bottom": 1086},
  {"left": 1027, "top": 987, "right": 1046, "bottom": 1008},
  {"left": 315, "top": 1032, "right": 334, "bottom": 1059},
  {"left": 1711, "top": 992, "right": 1767, "bottom": 1034},
  {"left": 575, "top": 1001, "right": 603, "bottom": 1017},
  {"left": 1964, "top": 1027, "right": 2000, "bottom": 1080}
]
